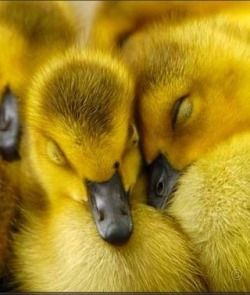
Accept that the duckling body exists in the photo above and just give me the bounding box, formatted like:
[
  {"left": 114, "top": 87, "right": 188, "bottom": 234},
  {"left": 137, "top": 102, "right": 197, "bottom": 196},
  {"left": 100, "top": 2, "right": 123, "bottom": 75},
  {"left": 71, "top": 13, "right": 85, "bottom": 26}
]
[
  {"left": 168, "top": 131, "right": 250, "bottom": 291},
  {"left": 13, "top": 174, "right": 207, "bottom": 292}
]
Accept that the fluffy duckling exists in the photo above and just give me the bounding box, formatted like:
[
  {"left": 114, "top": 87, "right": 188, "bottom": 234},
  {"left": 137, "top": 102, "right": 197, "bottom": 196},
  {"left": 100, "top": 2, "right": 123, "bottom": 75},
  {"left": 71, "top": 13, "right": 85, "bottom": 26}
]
[
  {"left": 11, "top": 173, "right": 207, "bottom": 292},
  {"left": 122, "top": 15, "right": 250, "bottom": 208},
  {"left": 167, "top": 131, "right": 250, "bottom": 291},
  {"left": 18, "top": 47, "right": 141, "bottom": 244},
  {"left": 0, "top": 1, "right": 78, "bottom": 160}
]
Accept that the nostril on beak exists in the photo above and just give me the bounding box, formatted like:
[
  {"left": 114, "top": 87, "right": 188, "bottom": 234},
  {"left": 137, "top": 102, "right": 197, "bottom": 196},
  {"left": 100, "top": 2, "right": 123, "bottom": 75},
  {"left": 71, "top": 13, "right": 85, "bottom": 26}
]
[
  {"left": 0, "top": 114, "right": 11, "bottom": 131},
  {"left": 97, "top": 208, "right": 104, "bottom": 222},
  {"left": 120, "top": 205, "right": 128, "bottom": 216},
  {"left": 156, "top": 180, "right": 165, "bottom": 197}
]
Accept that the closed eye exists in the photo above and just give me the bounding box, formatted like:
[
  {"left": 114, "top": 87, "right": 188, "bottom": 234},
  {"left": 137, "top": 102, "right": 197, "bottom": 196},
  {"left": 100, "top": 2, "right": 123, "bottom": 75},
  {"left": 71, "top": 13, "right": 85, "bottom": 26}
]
[
  {"left": 47, "top": 140, "right": 67, "bottom": 166},
  {"left": 171, "top": 94, "right": 192, "bottom": 129}
]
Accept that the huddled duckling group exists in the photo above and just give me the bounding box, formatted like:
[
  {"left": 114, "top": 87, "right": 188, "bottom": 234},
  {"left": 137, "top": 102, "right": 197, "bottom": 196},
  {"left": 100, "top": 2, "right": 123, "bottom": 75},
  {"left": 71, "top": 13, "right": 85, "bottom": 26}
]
[{"left": 1, "top": 1, "right": 250, "bottom": 292}]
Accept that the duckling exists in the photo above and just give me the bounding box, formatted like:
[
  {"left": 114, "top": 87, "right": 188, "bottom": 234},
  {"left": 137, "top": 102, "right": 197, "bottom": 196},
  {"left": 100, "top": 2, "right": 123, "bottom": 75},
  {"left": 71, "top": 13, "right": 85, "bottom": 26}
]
[
  {"left": 11, "top": 172, "right": 207, "bottom": 292},
  {"left": 122, "top": 15, "right": 250, "bottom": 208},
  {"left": 0, "top": 1, "right": 78, "bottom": 160},
  {"left": 18, "top": 47, "right": 142, "bottom": 245},
  {"left": 167, "top": 130, "right": 250, "bottom": 291}
]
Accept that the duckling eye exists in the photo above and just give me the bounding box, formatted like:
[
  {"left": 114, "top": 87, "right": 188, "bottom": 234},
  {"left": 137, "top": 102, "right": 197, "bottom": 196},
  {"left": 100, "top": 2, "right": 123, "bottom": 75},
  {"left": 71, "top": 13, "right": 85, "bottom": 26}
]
[
  {"left": 171, "top": 94, "right": 192, "bottom": 129},
  {"left": 47, "top": 141, "right": 66, "bottom": 166},
  {"left": 128, "top": 124, "right": 139, "bottom": 145}
]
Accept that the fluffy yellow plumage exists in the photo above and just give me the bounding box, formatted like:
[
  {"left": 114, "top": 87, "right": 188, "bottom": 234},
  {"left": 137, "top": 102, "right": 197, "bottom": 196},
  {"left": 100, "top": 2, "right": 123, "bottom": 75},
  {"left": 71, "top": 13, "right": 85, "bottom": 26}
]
[
  {"left": 12, "top": 174, "right": 207, "bottom": 292},
  {"left": 10, "top": 35, "right": 207, "bottom": 293},
  {"left": 124, "top": 15, "right": 250, "bottom": 169},
  {"left": 87, "top": 1, "right": 250, "bottom": 50},
  {"left": 22, "top": 47, "right": 140, "bottom": 203},
  {"left": 168, "top": 131, "right": 250, "bottom": 291},
  {"left": 121, "top": 12, "right": 250, "bottom": 291}
]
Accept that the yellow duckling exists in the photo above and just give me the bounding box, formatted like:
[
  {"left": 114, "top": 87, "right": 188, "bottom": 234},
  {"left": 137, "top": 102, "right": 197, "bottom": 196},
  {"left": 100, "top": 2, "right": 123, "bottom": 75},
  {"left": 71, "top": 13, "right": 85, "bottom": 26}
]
[
  {"left": 18, "top": 47, "right": 141, "bottom": 244},
  {"left": 168, "top": 131, "right": 250, "bottom": 291},
  {"left": 122, "top": 14, "right": 250, "bottom": 208}
]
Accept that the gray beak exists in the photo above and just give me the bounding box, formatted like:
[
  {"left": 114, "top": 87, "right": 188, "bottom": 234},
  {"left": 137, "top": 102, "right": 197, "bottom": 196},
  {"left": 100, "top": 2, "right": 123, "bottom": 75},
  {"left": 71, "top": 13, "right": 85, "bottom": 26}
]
[
  {"left": 87, "top": 172, "right": 133, "bottom": 244},
  {"left": 147, "top": 154, "right": 180, "bottom": 209}
]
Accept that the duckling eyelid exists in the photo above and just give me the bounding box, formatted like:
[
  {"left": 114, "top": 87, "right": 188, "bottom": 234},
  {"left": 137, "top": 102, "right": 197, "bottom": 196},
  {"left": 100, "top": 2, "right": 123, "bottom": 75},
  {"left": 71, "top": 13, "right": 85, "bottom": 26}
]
[
  {"left": 46, "top": 138, "right": 69, "bottom": 167},
  {"left": 171, "top": 93, "right": 190, "bottom": 130}
]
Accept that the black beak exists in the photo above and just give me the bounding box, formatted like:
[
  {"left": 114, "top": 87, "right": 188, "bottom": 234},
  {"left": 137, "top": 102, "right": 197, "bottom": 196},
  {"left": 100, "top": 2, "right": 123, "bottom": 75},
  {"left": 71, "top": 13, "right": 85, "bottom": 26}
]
[
  {"left": 147, "top": 154, "right": 180, "bottom": 209},
  {"left": 87, "top": 172, "right": 133, "bottom": 244},
  {"left": 0, "top": 88, "right": 20, "bottom": 161}
]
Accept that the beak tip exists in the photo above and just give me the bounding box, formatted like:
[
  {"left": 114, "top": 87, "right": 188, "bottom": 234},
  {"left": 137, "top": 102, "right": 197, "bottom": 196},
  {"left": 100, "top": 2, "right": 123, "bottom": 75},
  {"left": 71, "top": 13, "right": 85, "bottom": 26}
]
[{"left": 99, "top": 217, "right": 133, "bottom": 245}]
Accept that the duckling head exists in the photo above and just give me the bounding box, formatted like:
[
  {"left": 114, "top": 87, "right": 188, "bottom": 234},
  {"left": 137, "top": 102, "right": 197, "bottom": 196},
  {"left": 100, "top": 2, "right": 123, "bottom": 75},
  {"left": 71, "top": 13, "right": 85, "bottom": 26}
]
[
  {"left": 24, "top": 49, "right": 141, "bottom": 244},
  {"left": 124, "top": 17, "right": 250, "bottom": 208}
]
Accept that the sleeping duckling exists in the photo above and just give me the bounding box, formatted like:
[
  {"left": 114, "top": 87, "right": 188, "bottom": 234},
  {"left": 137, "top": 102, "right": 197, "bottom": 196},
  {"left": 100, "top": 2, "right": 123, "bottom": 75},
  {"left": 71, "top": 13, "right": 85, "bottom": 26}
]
[
  {"left": 18, "top": 47, "right": 141, "bottom": 244},
  {"left": 167, "top": 131, "right": 250, "bottom": 291},
  {"left": 122, "top": 15, "right": 250, "bottom": 208},
  {"left": 0, "top": 1, "right": 78, "bottom": 160},
  {"left": 12, "top": 173, "right": 207, "bottom": 292}
]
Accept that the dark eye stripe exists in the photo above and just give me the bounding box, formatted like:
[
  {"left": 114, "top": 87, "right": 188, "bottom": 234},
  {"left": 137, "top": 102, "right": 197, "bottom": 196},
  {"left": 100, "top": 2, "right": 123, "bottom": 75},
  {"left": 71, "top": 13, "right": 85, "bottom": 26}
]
[{"left": 171, "top": 94, "right": 190, "bottom": 130}]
